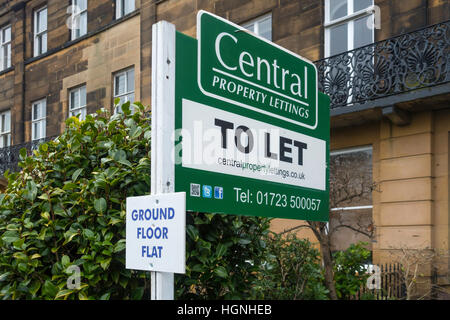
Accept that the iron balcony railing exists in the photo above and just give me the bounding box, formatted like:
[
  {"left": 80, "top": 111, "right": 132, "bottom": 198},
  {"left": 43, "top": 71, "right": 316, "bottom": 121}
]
[
  {"left": 315, "top": 20, "right": 449, "bottom": 110},
  {"left": 0, "top": 137, "right": 56, "bottom": 177}
]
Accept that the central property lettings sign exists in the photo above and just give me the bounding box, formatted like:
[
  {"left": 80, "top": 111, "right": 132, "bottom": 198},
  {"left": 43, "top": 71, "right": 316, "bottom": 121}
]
[
  {"left": 198, "top": 12, "right": 318, "bottom": 130},
  {"left": 173, "top": 11, "right": 329, "bottom": 222},
  {"left": 125, "top": 10, "right": 329, "bottom": 296}
]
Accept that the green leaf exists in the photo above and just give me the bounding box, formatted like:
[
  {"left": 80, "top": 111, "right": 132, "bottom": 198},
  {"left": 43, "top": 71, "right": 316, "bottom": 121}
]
[
  {"left": 114, "top": 239, "right": 126, "bottom": 253},
  {"left": 186, "top": 225, "right": 199, "bottom": 241},
  {"left": 63, "top": 182, "right": 78, "bottom": 191},
  {"left": 41, "top": 212, "right": 50, "bottom": 220},
  {"left": 131, "top": 287, "right": 144, "bottom": 300},
  {"left": 30, "top": 253, "right": 41, "bottom": 260},
  {"left": 72, "top": 168, "right": 84, "bottom": 182},
  {"left": 130, "top": 126, "right": 143, "bottom": 139},
  {"left": 100, "top": 257, "right": 112, "bottom": 270},
  {"left": 132, "top": 101, "right": 144, "bottom": 111},
  {"left": 215, "top": 244, "right": 227, "bottom": 258},
  {"left": 55, "top": 289, "right": 74, "bottom": 300},
  {"left": 29, "top": 280, "right": 41, "bottom": 296},
  {"left": 13, "top": 238, "right": 25, "bottom": 250},
  {"left": 105, "top": 167, "right": 120, "bottom": 179},
  {"left": 2, "top": 231, "right": 19, "bottom": 244},
  {"left": 238, "top": 239, "right": 251, "bottom": 245},
  {"left": 42, "top": 280, "right": 59, "bottom": 298},
  {"left": 61, "top": 255, "right": 70, "bottom": 267},
  {"left": 39, "top": 143, "right": 48, "bottom": 152},
  {"left": 78, "top": 292, "right": 90, "bottom": 300},
  {"left": 111, "top": 271, "right": 120, "bottom": 284},
  {"left": 25, "top": 181, "right": 38, "bottom": 201},
  {"left": 100, "top": 292, "right": 111, "bottom": 300},
  {"left": 83, "top": 228, "right": 95, "bottom": 239},
  {"left": 121, "top": 101, "right": 131, "bottom": 115},
  {"left": 119, "top": 277, "right": 128, "bottom": 289},
  {"left": 214, "top": 266, "right": 228, "bottom": 279},
  {"left": 19, "top": 147, "right": 27, "bottom": 160},
  {"left": 18, "top": 263, "right": 28, "bottom": 272},
  {"left": 0, "top": 272, "right": 10, "bottom": 282},
  {"left": 198, "top": 239, "right": 211, "bottom": 251},
  {"left": 117, "top": 159, "right": 132, "bottom": 167},
  {"left": 38, "top": 193, "right": 49, "bottom": 201},
  {"left": 191, "top": 264, "right": 204, "bottom": 273},
  {"left": 112, "top": 149, "right": 127, "bottom": 162},
  {"left": 94, "top": 198, "right": 107, "bottom": 214},
  {"left": 13, "top": 252, "right": 27, "bottom": 261},
  {"left": 108, "top": 217, "right": 122, "bottom": 226},
  {"left": 6, "top": 224, "right": 19, "bottom": 231}
]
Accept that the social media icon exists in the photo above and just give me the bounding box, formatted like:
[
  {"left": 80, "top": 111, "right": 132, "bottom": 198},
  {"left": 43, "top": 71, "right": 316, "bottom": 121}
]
[
  {"left": 202, "top": 185, "right": 212, "bottom": 198},
  {"left": 190, "top": 183, "right": 201, "bottom": 197},
  {"left": 214, "top": 186, "right": 223, "bottom": 199}
]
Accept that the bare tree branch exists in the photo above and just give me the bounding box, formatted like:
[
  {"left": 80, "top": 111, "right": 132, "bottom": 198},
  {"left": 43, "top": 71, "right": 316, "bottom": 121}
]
[
  {"left": 279, "top": 224, "right": 316, "bottom": 236},
  {"left": 330, "top": 224, "right": 373, "bottom": 238}
]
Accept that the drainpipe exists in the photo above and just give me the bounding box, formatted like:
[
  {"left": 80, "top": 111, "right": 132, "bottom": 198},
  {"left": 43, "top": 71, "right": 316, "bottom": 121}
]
[{"left": 12, "top": 1, "right": 27, "bottom": 144}]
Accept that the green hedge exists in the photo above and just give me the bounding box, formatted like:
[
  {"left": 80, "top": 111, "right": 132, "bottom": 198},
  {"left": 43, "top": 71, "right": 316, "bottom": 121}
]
[
  {"left": 0, "top": 102, "right": 270, "bottom": 300},
  {"left": 0, "top": 100, "right": 371, "bottom": 300}
]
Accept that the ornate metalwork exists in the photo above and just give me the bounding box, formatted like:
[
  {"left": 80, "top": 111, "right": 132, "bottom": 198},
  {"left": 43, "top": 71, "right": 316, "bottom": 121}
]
[
  {"left": 315, "top": 20, "right": 449, "bottom": 110},
  {"left": 0, "top": 137, "right": 56, "bottom": 176}
]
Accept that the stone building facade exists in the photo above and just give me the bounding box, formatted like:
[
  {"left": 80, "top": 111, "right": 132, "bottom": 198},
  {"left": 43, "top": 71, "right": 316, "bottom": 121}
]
[{"left": 0, "top": 0, "right": 449, "bottom": 294}]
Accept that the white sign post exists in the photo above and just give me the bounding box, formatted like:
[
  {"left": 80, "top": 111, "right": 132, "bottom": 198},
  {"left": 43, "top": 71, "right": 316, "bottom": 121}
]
[
  {"left": 149, "top": 20, "right": 177, "bottom": 300},
  {"left": 145, "top": 10, "right": 329, "bottom": 300}
]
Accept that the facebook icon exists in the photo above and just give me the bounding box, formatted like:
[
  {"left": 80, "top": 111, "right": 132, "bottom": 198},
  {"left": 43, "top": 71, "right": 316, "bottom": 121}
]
[{"left": 214, "top": 186, "right": 223, "bottom": 199}]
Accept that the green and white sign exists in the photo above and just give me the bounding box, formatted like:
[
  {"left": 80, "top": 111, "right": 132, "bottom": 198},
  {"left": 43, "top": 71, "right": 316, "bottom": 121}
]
[
  {"left": 198, "top": 12, "right": 319, "bottom": 130},
  {"left": 153, "top": 11, "right": 329, "bottom": 222}
]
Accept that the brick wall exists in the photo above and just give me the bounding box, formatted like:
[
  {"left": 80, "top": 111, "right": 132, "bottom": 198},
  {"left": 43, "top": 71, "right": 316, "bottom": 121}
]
[
  {"left": 0, "top": 0, "right": 144, "bottom": 143},
  {"left": 1, "top": 0, "right": 449, "bottom": 145},
  {"left": 377, "top": 0, "right": 450, "bottom": 42}
]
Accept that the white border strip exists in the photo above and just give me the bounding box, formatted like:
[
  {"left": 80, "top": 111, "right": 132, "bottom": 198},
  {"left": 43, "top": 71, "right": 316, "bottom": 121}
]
[
  {"left": 330, "top": 145, "right": 372, "bottom": 156},
  {"left": 331, "top": 205, "right": 373, "bottom": 211}
]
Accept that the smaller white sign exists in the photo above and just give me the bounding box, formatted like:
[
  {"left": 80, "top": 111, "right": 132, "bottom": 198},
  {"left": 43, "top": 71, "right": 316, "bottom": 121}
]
[{"left": 126, "top": 192, "right": 186, "bottom": 274}]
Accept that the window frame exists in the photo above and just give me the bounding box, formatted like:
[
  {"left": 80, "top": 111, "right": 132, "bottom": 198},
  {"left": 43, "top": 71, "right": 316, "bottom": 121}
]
[
  {"left": 113, "top": 67, "right": 135, "bottom": 114},
  {"left": 330, "top": 145, "right": 373, "bottom": 212},
  {"left": 31, "top": 98, "right": 47, "bottom": 141},
  {"left": 241, "top": 13, "right": 272, "bottom": 41},
  {"left": 0, "top": 109, "right": 11, "bottom": 148},
  {"left": 69, "top": 85, "right": 87, "bottom": 120},
  {"left": 327, "top": 145, "right": 373, "bottom": 239},
  {"left": 33, "top": 6, "right": 48, "bottom": 57},
  {"left": 324, "top": 0, "right": 375, "bottom": 58},
  {"left": 0, "top": 25, "right": 12, "bottom": 71},
  {"left": 70, "top": 0, "right": 88, "bottom": 40},
  {"left": 115, "top": 0, "right": 135, "bottom": 20}
]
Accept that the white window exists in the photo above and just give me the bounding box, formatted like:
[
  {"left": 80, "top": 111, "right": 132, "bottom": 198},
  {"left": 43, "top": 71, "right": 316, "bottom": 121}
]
[
  {"left": 32, "top": 99, "right": 46, "bottom": 141},
  {"left": 69, "top": 85, "right": 87, "bottom": 120},
  {"left": 113, "top": 68, "right": 135, "bottom": 113},
  {"left": 0, "top": 25, "right": 11, "bottom": 71},
  {"left": 330, "top": 145, "right": 373, "bottom": 212},
  {"left": 71, "top": 0, "right": 88, "bottom": 40},
  {"left": 116, "top": 0, "right": 135, "bottom": 19},
  {"left": 34, "top": 6, "right": 48, "bottom": 57},
  {"left": 242, "top": 13, "right": 272, "bottom": 41},
  {"left": 0, "top": 110, "right": 11, "bottom": 148},
  {"left": 324, "top": 0, "right": 374, "bottom": 57},
  {"left": 329, "top": 146, "right": 373, "bottom": 252}
]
